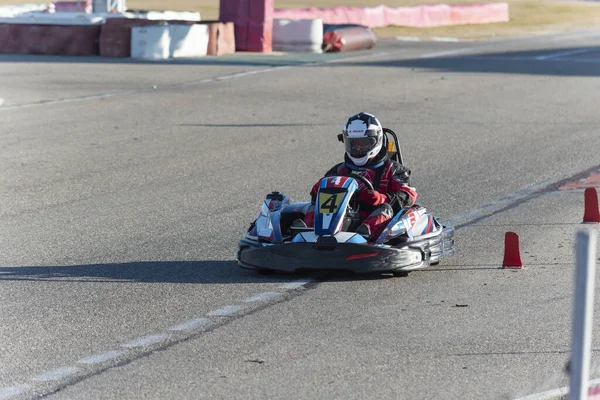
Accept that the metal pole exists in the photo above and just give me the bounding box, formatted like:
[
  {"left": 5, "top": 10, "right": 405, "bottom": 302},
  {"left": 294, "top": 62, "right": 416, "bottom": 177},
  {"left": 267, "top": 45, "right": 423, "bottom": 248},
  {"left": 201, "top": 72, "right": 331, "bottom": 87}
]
[{"left": 569, "top": 229, "right": 597, "bottom": 400}]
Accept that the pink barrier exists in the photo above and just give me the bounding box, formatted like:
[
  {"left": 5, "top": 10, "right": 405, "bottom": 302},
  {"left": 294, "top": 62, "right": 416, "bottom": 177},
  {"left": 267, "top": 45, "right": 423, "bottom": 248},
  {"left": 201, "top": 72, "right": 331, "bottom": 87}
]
[
  {"left": 220, "top": 0, "right": 273, "bottom": 52},
  {"left": 273, "top": 3, "right": 509, "bottom": 28},
  {"left": 51, "top": 1, "right": 92, "bottom": 13}
]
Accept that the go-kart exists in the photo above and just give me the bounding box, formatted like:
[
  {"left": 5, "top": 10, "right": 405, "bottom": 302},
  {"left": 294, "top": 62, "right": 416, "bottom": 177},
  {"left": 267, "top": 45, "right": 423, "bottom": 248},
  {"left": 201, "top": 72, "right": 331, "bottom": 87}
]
[{"left": 237, "top": 128, "right": 455, "bottom": 277}]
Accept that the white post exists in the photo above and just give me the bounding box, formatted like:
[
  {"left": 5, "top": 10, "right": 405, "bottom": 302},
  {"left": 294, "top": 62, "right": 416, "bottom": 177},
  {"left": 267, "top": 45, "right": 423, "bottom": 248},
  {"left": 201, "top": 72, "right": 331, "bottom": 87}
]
[
  {"left": 92, "top": 0, "right": 126, "bottom": 13},
  {"left": 92, "top": 0, "right": 107, "bottom": 13},
  {"left": 569, "top": 229, "right": 597, "bottom": 400}
]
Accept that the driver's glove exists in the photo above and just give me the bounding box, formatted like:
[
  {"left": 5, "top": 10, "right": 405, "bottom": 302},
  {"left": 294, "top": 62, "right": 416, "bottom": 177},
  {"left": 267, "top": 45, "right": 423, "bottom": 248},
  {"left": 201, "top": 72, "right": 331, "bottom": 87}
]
[{"left": 358, "top": 190, "right": 387, "bottom": 206}]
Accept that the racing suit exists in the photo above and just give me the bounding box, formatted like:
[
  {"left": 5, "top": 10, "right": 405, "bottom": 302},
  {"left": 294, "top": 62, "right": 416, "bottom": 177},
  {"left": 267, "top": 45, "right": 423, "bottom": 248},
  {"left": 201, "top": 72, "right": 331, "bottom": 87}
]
[{"left": 305, "top": 152, "right": 418, "bottom": 241}]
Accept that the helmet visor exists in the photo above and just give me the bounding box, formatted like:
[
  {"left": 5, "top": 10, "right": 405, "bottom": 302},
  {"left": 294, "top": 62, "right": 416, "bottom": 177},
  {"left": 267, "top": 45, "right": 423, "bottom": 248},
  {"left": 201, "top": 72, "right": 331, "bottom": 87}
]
[{"left": 344, "top": 136, "right": 378, "bottom": 158}]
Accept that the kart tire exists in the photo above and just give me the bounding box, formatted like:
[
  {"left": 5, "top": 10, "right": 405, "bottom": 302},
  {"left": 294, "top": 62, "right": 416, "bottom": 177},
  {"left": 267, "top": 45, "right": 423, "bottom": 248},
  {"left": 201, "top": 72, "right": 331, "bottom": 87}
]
[
  {"left": 256, "top": 268, "right": 275, "bottom": 275},
  {"left": 392, "top": 270, "right": 409, "bottom": 277}
]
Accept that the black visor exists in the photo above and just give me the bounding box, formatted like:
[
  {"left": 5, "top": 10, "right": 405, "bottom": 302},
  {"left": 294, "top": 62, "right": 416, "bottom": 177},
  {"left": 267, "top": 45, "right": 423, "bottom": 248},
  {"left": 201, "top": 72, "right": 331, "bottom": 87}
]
[{"left": 345, "top": 136, "right": 378, "bottom": 158}]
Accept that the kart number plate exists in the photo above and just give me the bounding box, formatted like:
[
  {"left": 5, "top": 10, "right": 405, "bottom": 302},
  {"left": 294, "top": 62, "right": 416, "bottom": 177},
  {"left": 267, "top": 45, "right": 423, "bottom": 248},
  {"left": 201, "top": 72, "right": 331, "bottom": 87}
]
[{"left": 319, "top": 193, "right": 339, "bottom": 214}]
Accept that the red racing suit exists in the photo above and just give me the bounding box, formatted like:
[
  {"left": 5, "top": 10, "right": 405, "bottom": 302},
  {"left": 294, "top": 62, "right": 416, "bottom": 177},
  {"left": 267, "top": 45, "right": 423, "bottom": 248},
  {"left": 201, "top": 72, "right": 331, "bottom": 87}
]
[{"left": 305, "top": 158, "right": 418, "bottom": 241}]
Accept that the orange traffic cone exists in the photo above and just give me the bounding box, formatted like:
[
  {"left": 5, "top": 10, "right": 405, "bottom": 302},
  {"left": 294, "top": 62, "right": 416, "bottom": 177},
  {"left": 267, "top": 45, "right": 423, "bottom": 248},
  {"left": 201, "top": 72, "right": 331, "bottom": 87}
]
[
  {"left": 583, "top": 188, "right": 600, "bottom": 223},
  {"left": 502, "top": 232, "right": 523, "bottom": 269}
]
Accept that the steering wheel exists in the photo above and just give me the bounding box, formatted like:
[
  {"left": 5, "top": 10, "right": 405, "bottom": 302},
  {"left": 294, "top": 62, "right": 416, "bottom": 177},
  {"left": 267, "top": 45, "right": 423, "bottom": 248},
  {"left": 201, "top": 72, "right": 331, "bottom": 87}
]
[{"left": 338, "top": 173, "right": 374, "bottom": 191}]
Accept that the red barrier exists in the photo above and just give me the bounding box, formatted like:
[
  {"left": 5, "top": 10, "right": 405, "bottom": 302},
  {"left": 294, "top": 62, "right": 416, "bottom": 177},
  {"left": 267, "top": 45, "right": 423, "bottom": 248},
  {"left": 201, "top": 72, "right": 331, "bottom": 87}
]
[
  {"left": 0, "top": 23, "right": 100, "bottom": 55},
  {"left": 273, "top": 3, "right": 509, "bottom": 28},
  {"left": 205, "top": 21, "right": 235, "bottom": 56},
  {"left": 219, "top": 0, "right": 273, "bottom": 52},
  {"left": 51, "top": 1, "right": 92, "bottom": 13}
]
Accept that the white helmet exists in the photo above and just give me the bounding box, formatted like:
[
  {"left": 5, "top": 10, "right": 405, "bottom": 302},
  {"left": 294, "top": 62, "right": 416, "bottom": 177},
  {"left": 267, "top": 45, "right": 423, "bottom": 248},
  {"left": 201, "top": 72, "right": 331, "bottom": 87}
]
[{"left": 342, "top": 112, "right": 384, "bottom": 166}]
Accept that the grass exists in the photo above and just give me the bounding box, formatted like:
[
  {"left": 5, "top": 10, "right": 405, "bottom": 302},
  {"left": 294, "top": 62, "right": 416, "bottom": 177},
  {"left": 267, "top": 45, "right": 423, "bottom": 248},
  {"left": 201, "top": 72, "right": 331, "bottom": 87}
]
[{"left": 3, "top": 0, "right": 600, "bottom": 39}]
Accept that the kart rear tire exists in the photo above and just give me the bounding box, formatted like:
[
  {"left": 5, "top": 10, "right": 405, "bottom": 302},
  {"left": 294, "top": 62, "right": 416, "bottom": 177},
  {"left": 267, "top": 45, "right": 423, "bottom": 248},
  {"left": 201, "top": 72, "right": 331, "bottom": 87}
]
[
  {"left": 256, "top": 268, "right": 275, "bottom": 275},
  {"left": 392, "top": 270, "right": 409, "bottom": 277}
]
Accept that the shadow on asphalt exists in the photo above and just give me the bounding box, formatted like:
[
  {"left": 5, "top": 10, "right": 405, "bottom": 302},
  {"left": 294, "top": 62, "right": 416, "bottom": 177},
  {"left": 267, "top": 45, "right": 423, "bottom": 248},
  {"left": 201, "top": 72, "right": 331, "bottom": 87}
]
[
  {"left": 2, "top": 46, "right": 600, "bottom": 76},
  {"left": 178, "top": 123, "right": 326, "bottom": 128},
  {"left": 340, "top": 46, "right": 600, "bottom": 77},
  {"left": 0, "top": 262, "right": 456, "bottom": 283},
  {"left": 0, "top": 260, "right": 314, "bottom": 284},
  {"left": 0, "top": 53, "right": 344, "bottom": 67}
]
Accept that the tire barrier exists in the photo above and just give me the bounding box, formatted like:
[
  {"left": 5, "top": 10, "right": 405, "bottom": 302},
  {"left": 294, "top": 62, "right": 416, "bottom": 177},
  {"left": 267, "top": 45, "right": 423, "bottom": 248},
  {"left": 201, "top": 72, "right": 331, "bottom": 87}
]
[
  {"left": 273, "top": 3, "right": 509, "bottom": 28},
  {"left": 101, "top": 18, "right": 234, "bottom": 58},
  {"left": 99, "top": 17, "right": 194, "bottom": 58},
  {"left": 130, "top": 23, "right": 211, "bottom": 59},
  {"left": 0, "top": 12, "right": 105, "bottom": 26},
  {"left": 0, "top": 4, "right": 47, "bottom": 18},
  {"left": 51, "top": 1, "right": 92, "bottom": 13},
  {"left": 126, "top": 10, "right": 201, "bottom": 22},
  {"left": 322, "top": 26, "right": 377, "bottom": 53},
  {"left": 273, "top": 18, "right": 323, "bottom": 53},
  {"left": 220, "top": 0, "right": 273, "bottom": 52},
  {"left": 130, "top": 25, "right": 170, "bottom": 59},
  {"left": 0, "top": 23, "right": 101, "bottom": 55},
  {"left": 1, "top": 10, "right": 233, "bottom": 58},
  {"left": 131, "top": 24, "right": 213, "bottom": 60}
]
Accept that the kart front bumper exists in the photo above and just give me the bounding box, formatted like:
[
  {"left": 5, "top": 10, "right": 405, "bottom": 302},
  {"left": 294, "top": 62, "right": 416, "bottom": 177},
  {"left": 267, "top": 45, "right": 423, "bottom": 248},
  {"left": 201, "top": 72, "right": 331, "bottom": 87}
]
[{"left": 237, "top": 239, "right": 429, "bottom": 274}]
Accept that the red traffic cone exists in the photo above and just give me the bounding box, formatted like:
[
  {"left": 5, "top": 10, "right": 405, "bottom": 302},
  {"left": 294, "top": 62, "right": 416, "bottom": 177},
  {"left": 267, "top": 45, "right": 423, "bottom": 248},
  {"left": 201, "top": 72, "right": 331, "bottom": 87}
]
[
  {"left": 502, "top": 232, "right": 522, "bottom": 269},
  {"left": 583, "top": 187, "right": 600, "bottom": 224}
]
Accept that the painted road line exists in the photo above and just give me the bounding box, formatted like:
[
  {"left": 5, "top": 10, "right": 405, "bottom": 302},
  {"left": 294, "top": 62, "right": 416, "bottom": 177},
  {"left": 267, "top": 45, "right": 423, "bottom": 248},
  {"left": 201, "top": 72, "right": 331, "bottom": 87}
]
[
  {"left": 535, "top": 47, "right": 597, "bottom": 60},
  {"left": 464, "top": 55, "right": 600, "bottom": 64},
  {"left": 242, "top": 292, "right": 284, "bottom": 303},
  {"left": 0, "top": 386, "right": 26, "bottom": 400},
  {"left": 442, "top": 180, "right": 552, "bottom": 228},
  {"left": 395, "top": 36, "right": 422, "bottom": 42},
  {"left": 31, "top": 366, "right": 81, "bottom": 382},
  {"left": 121, "top": 334, "right": 170, "bottom": 349},
  {"left": 207, "top": 305, "right": 248, "bottom": 317},
  {"left": 278, "top": 279, "right": 313, "bottom": 290},
  {"left": 0, "top": 98, "right": 4, "bottom": 107},
  {"left": 168, "top": 318, "right": 210, "bottom": 332},
  {"left": 77, "top": 350, "right": 127, "bottom": 365}
]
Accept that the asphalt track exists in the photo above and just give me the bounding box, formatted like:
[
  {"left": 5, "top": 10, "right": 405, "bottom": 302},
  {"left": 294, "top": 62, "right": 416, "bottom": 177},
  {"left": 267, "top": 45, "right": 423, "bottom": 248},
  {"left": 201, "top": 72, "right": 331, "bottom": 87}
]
[{"left": 2, "top": 29, "right": 600, "bottom": 399}]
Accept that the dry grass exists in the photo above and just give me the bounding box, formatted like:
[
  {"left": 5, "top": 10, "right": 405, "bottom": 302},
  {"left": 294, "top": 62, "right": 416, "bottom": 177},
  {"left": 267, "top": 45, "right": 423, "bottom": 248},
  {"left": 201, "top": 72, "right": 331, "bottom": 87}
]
[{"left": 3, "top": 0, "right": 600, "bottom": 39}]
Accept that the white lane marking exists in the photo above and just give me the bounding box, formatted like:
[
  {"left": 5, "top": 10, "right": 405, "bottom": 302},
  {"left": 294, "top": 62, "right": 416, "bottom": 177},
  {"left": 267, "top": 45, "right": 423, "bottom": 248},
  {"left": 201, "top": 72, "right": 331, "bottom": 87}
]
[
  {"left": 77, "top": 350, "right": 126, "bottom": 365},
  {"left": 441, "top": 180, "right": 552, "bottom": 227},
  {"left": 535, "top": 47, "right": 597, "bottom": 60},
  {"left": 420, "top": 47, "right": 485, "bottom": 59},
  {"left": 513, "top": 376, "right": 600, "bottom": 399},
  {"left": 0, "top": 52, "right": 389, "bottom": 112},
  {"left": 0, "top": 98, "right": 4, "bottom": 107},
  {"left": 395, "top": 36, "right": 422, "bottom": 42},
  {"left": 168, "top": 318, "right": 210, "bottom": 332},
  {"left": 121, "top": 333, "right": 170, "bottom": 348},
  {"left": 551, "top": 30, "right": 600, "bottom": 42},
  {"left": 207, "top": 305, "right": 247, "bottom": 317},
  {"left": 31, "top": 366, "right": 81, "bottom": 382},
  {"left": 513, "top": 386, "right": 567, "bottom": 400},
  {"left": 279, "top": 279, "right": 313, "bottom": 290},
  {"left": 242, "top": 292, "right": 284, "bottom": 303},
  {"left": 0, "top": 386, "right": 26, "bottom": 400},
  {"left": 464, "top": 55, "right": 600, "bottom": 64}
]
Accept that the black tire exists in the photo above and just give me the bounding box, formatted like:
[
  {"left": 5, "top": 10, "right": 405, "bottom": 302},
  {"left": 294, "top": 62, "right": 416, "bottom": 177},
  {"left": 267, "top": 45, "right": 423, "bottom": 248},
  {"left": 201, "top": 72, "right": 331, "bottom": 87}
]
[
  {"left": 256, "top": 268, "right": 275, "bottom": 275},
  {"left": 392, "top": 270, "right": 409, "bottom": 277}
]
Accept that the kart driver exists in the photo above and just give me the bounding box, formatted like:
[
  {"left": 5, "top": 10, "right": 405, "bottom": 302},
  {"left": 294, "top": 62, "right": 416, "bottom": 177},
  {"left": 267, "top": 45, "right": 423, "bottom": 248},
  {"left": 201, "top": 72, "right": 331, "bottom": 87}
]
[{"left": 301, "top": 112, "right": 418, "bottom": 241}]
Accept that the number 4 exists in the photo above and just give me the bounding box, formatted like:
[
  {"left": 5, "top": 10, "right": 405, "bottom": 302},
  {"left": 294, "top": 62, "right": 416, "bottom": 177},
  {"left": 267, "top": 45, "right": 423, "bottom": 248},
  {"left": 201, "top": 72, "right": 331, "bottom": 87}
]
[{"left": 322, "top": 194, "right": 338, "bottom": 214}]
